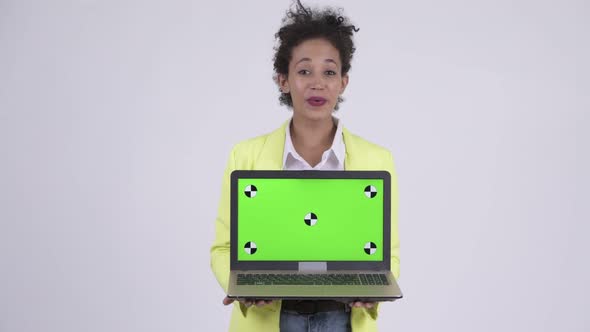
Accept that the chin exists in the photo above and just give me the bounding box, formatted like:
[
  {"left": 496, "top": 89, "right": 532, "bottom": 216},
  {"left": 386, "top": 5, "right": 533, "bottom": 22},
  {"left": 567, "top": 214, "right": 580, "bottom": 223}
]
[{"left": 302, "top": 107, "right": 333, "bottom": 120}]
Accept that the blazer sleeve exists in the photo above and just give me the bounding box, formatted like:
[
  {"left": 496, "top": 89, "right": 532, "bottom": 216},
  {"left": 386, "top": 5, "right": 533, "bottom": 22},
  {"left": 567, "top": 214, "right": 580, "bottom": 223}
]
[
  {"left": 365, "top": 150, "right": 400, "bottom": 320},
  {"left": 387, "top": 151, "right": 401, "bottom": 280},
  {"left": 210, "top": 148, "right": 235, "bottom": 292}
]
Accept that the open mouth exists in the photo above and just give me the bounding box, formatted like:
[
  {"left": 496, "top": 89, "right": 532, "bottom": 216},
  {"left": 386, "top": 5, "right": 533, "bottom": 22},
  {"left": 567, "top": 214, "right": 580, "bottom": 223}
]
[{"left": 307, "top": 97, "right": 327, "bottom": 107}]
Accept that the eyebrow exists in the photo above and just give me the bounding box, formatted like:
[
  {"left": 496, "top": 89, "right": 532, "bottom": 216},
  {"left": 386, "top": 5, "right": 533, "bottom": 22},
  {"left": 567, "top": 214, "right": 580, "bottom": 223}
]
[{"left": 295, "top": 58, "right": 338, "bottom": 66}]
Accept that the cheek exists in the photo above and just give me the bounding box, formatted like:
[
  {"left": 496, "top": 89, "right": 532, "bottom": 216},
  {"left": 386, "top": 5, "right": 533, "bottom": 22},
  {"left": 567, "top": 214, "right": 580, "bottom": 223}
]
[
  {"left": 290, "top": 80, "right": 307, "bottom": 96},
  {"left": 329, "top": 81, "right": 343, "bottom": 93},
  {"left": 296, "top": 78, "right": 308, "bottom": 90}
]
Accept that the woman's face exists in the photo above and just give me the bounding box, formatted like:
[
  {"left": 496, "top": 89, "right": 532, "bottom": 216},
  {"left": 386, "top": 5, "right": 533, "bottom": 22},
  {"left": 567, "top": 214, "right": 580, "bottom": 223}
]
[{"left": 279, "top": 38, "right": 349, "bottom": 122}]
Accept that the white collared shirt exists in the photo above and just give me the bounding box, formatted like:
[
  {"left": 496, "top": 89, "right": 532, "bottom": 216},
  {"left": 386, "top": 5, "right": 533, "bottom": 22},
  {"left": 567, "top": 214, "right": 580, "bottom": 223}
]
[{"left": 282, "top": 117, "right": 346, "bottom": 171}]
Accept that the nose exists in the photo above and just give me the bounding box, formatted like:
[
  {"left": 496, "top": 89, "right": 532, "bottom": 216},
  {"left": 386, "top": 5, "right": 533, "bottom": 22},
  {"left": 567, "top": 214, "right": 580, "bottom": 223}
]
[{"left": 310, "top": 73, "right": 326, "bottom": 90}]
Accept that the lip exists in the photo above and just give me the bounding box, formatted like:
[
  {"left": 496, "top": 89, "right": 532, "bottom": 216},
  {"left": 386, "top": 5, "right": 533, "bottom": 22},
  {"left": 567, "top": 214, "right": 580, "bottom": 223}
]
[{"left": 306, "top": 96, "right": 327, "bottom": 107}]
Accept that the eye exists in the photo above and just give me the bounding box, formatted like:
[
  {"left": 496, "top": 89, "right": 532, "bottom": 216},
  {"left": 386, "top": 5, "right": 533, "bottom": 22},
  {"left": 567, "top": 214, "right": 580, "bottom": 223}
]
[
  {"left": 298, "top": 69, "right": 310, "bottom": 75},
  {"left": 325, "top": 70, "right": 337, "bottom": 76}
]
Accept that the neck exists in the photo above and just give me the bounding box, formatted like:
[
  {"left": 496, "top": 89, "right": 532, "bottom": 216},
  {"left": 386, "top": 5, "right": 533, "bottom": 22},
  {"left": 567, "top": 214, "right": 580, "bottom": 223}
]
[{"left": 290, "top": 115, "right": 336, "bottom": 151}]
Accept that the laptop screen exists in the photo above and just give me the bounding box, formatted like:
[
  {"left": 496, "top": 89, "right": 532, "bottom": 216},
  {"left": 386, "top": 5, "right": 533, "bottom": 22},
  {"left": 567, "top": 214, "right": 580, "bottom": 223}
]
[{"left": 236, "top": 177, "right": 384, "bottom": 262}]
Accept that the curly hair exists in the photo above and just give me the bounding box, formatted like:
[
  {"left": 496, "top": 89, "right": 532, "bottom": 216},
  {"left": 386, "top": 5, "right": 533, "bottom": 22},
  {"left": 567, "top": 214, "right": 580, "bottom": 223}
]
[{"left": 273, "top": 0, "right": 359, "bottom": 110}]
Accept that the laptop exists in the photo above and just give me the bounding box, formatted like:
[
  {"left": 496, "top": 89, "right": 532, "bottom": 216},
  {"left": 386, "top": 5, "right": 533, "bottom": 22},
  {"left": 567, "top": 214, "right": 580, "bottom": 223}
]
[{"left": 227, "top": 170, "right": 403, "bottom": 302}]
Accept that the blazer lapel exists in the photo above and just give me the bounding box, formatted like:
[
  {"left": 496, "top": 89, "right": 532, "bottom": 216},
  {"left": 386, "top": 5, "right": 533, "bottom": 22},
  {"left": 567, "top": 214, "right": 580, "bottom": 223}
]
[
  {"left": 343, "top": 127, "right": 363, "bottom": 171},
  {"left": 254, "top": 121, "right": 289, "bottom": 170}
]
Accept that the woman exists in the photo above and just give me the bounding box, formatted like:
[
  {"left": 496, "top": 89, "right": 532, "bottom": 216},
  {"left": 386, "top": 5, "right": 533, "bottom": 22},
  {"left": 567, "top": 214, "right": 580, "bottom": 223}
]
[{"left": 210, "top": 1, "right": 400, "bottom": 331}]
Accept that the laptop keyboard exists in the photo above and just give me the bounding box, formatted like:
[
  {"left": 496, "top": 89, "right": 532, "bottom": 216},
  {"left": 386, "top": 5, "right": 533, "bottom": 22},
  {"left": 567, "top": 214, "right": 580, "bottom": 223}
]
[{"left": 237, "top": 273, "right": 389, "bottom": 286}]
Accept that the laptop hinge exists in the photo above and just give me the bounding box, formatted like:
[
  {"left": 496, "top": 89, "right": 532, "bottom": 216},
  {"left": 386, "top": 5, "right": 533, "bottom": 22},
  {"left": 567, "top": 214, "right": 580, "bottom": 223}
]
[{"left": 298, "top": 262, "right": 327, "bottom": 272}]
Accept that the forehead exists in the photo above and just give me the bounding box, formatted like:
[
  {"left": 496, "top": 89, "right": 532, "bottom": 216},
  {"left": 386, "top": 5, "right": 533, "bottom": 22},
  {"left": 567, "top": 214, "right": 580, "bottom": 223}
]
[{"left": 290, "top": 38, "right": 341, "bottom": 66}]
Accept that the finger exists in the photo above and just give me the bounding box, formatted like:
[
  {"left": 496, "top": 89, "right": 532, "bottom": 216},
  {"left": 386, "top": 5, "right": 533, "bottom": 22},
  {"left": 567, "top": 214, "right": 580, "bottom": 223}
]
[
  {"left": 222, "top": 296, "right": 234, "bottom": 306},
  {"left": 256, "top": 300, "right": 266, "bottom": 306},
  {"left": 354, "top": 302, "right": 363, "bottom": 308},
  {"left": 364, "top": 302, "right": 374, "bottom": 308}
]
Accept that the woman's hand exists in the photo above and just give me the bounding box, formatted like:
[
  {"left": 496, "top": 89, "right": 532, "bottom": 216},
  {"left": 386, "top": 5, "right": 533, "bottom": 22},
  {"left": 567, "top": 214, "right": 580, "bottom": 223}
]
[
  {"left": 348, "top": 301, "right": 376, "bottom": 308},
  {"left": 224, "top": 296, "right": 373, "bottom": 308},
  {"left": 223, "top": 296, "right": 273, "bottom": 307}
]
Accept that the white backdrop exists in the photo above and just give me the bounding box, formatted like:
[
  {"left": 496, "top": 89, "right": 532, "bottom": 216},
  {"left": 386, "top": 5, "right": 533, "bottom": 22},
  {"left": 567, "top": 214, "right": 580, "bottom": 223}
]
[{"left": 1, "top": 0, "right": 588, "bottom": 331}]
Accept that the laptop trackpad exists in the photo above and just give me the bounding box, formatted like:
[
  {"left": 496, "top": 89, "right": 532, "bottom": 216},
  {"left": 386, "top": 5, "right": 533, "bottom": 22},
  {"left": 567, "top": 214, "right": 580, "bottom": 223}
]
[{"left": 299, "top": 262, "right": 327, "bottom": 272}]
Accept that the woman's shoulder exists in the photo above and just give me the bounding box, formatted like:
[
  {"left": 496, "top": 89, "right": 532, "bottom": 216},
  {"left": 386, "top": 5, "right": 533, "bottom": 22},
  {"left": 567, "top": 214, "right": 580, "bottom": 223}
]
[
  {"left": 343, "top": 127, "right": 393, "bottom": 157},
  {"left": 342, "top": 127, "right": 396, "bottom": 171},
  {"left": 232, "top": 124, "right": 284, "bottom": 151},
  {"left": 226, "top": 123, "right": 287, "bottom": 167},
  {"left": 233, "top": 133, "right": 270, "bottom": 151}
]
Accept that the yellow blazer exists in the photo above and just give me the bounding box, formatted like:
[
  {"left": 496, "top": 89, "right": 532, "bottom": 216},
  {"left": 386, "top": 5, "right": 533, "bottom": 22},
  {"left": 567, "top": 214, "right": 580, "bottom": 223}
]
[{"left": 210, "top": 121, "right": 400, "bottom": 332}]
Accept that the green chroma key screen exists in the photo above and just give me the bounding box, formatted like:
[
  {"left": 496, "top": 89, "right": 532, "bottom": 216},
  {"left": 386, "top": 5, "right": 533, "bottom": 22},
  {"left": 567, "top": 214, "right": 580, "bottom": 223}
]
[{"left": 237, "top": 178, "right": 383, "bottom": 261}]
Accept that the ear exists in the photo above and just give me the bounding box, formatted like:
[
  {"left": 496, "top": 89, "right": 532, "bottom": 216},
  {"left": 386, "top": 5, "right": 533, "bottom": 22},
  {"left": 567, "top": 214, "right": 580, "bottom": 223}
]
[
  {"left": 277, "top": 73, "right": 290, "bottom": 93},
  {"left": 340, "top": 74, "right": 349, "bottom": 94}
]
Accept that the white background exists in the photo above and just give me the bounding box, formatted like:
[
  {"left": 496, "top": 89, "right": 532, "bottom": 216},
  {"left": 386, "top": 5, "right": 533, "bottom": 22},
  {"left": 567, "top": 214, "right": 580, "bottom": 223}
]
[{"left": 1, "top": 0, "right": 589, "bottom": 331}]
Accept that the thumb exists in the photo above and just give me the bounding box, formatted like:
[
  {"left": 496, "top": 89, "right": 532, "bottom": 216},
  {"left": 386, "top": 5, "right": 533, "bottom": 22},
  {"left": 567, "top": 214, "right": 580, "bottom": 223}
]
[{"left": 222, "top": 296, "right": 235, "bottom": 306}]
